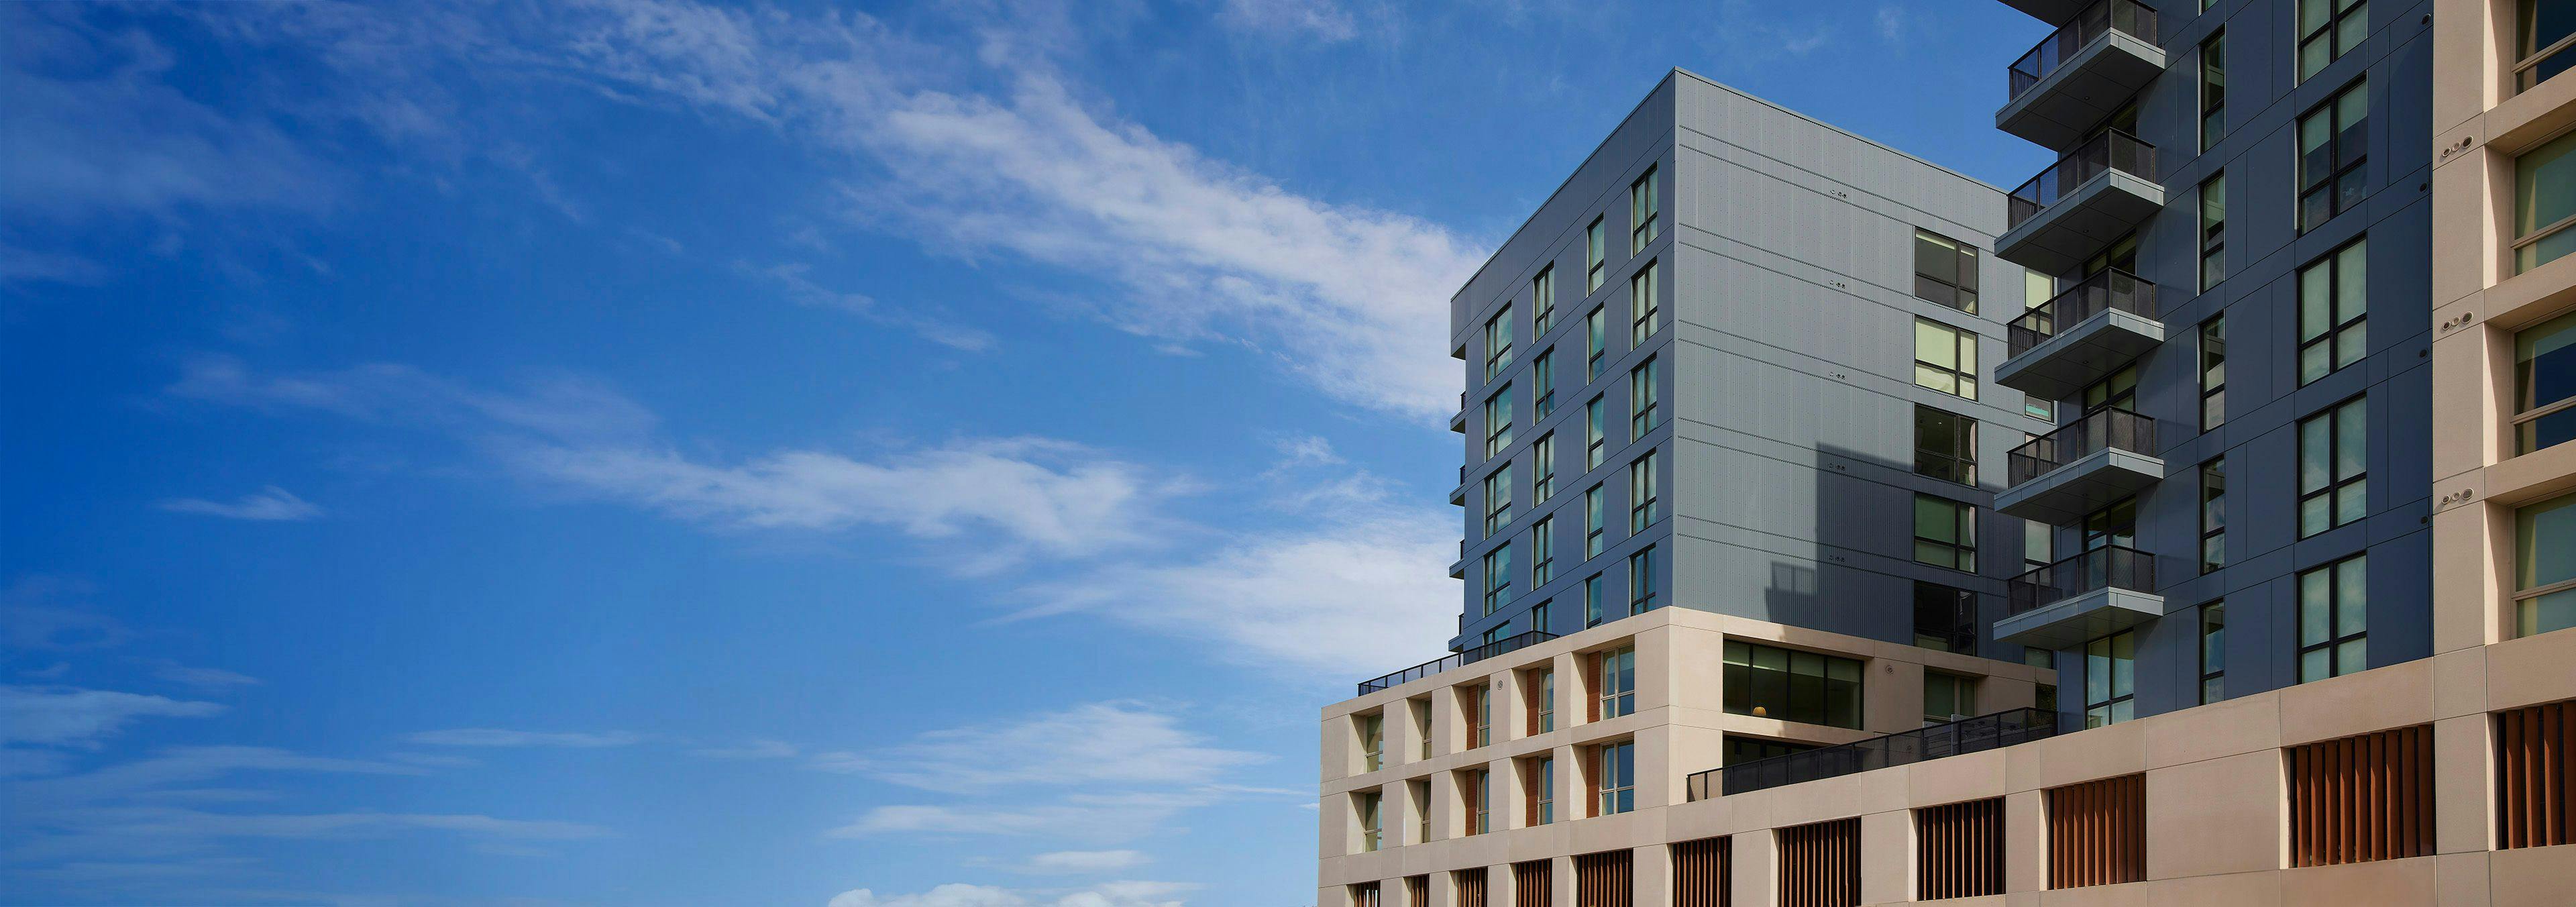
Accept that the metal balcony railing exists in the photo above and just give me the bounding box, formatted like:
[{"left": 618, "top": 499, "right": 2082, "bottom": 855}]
[
  {"left": 2006, "top": 268, "right": 2157, "bottom": 358},
  {"left": 2005, "top": 407, "right": 2159, "bottom": 486},
  {"left": 2006, "top": 545, "right": 2158, "bottom": 615},
  {"left": 1685, "top": 708, "right": 2062, "bottom": 800},
  {"left": 1356, "top": 630, "right": 1557, "bottom": 696},
  {"left": 2006, "top": 129, "right": 2159, "bottom": 230},
  {"left": 2008, "top": 0, "right": 2162, "bottom": 100}
]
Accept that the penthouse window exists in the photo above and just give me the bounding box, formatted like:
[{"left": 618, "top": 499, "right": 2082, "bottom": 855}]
[{"left": 1722, "top": 640, "right": 1861, "bottom": 729}]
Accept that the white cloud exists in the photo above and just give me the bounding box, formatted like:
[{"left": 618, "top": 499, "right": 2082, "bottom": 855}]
[
  {"left": 826, "top": 881, "right": 1191, "bottom": 907},
  {"left": 148, "top": 662, "right": 262, "bottom": 691},
  {"left": 747, "top": 261, "right": 997, "bottom": 352},
  {"left": 863, "top": 701, "right": 1265, "bottom": 793},
  {"left": 1216, "top": 0, "right": 1358, "bottom": 42},
  {"left": 826, "top": 792, "right": 1216, "bottom": 841},
  {"left": 0, "top": 686, "right": 225, "bottom": 749},
  {"left": 403, "top": 728, "right": 644, "bottom": 748},
  {"left": 1019, "top": 850, "right": 1148, "bottom": 873},
  {"left": 156, "top": 486, "right": 323, "bottom": 521}
]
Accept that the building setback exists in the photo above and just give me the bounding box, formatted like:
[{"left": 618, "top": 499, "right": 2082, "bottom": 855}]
[{"left": 1318, "top": 1, "right": 2576, "bottom": 904}]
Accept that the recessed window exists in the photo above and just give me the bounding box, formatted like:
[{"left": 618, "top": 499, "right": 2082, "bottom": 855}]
[
  {"left": 1584, "top": 395, "right": 1606, "bottom": 469},
  {"left": 1626, "top": 545, "right": 1658, "bottom": 615},
  {"left": 1924, "top": 672, "right": 1977, "bottom": 725},
  {"left": 1411, "top": 780, "right": 1431, "bottom": 843},
  {"left": 1585, "top": 217, "right": 1607, "bottom": 292},
  {"left": 1530, "top": 755, "right": 1556, "bottom": 824},
  {"left": 2199, "top": 174, "right": 2226, "bottom": 290},
  {"left": 2298, "top": 554, "right": 2369, "bottom": 682},
  {"left": 1913, "top": 229, "right": 1979, "bottom": 315},
  {"left": 1914, "top": 405, "right": 1978, "bottom": 486},
  {"left": 2198, "top": 315, "right": 2227, "bottom": 430},
  {"left": 1530, "top": 515, "right": 1556, "bottom": 588},
  {"left": 1467, "top": 767, "right": 1491, "bottom": 833},
  {"left": 1531, "top": 668, "right": 1556, "bottom": 734},
  {"left": 1533, "top": 350, "right": 1556, "bottom": 419},
  {"left": 1629, "top": 357, "right": 1660, "bottom": 439},
  {"left": 1627, "top": 449, "right": 1659, "bottom": 532},
  {"left": 1914, "top": 494, "right": 1978, "bottom": 572},
  {"left": 1721, "top": 639, "right": 1863, "bottom": 728},
  {"left": 2084, "top": 630, "right": 2135, "bottom": 727},
  {"left": 1484, "top": 384, "right": 1514, "bottom": 458},
  {"left": 2516, "top": 491, "right": 2576, "bottom": 637},
  {"left": 1482, "top": 467, "right": 1511, "bottom": 535},
  {"left": 1630, "top": 167, "right": 1660, "bottom": 254},
  {"left": 2199, "top": 601, "right": 2227, "bottom": 704},
  {"left": 1484, "top": 305, "right": 1513, "bottom": 380},
  {"left": 1468, "top": 684, "right": 1493, "bottom": 749},
  {"left": 1914, "top": 581, "right": 1975, "bottom": 654},
  {"left": 1629, "top": 260, "right": 1661, "bottom": 346},
  {"left": 2200, "top": 31, "right": 2226, "bottom": 152},
  {"left": 2517, "top": 130, "right": 2576, "bottom": 272},
  {"left": 2298, "top": 0, "right": 2366, "bottom": 82},
  {"left": 1358, "top": 712, "right": 1383, "bottom": 772},
  {"left": 1585, "top": 305, "right": 1608, "bottom": 380},
  {"left": 1356, "top": 791, "right": 1382, "bottom": 852},
  {"left": 1915, "top": 318, "right": 1978, "bottom": 400},
  {"left": 2299, "top": 240, "right": 2368, "bottom": 386},
  {"left": 2516, "top": 311, "right": 2576, "bottom": 453},
  {"left": 1532, "top": 266, "right": 1558, "bottom": 335},
  {"left": 1583, "top": 484, "right": 1605, "bottom": 557},
  {"left": 1595, "top": 740, "right": 1635, "bottom": 816},
  {"left": 2200, "top": 458, "right": 2227, "bottom": 574},
  {"left": 2518, "top": 0, "right": 2576, "bottom": 92},
  {"left": 2298, "top": 396, "right": 2368, "bottom": 537},
  {"left": 1481, "top": 545, "right": 1512, "bottom": 616},
  {"left": 1533, "top": 433, "right": 1556, "bottom": 504},
  {"left": 2298, "top": 80, "right": 2368, "bottom": 231},
  {"left": 1596, "top": 645, "right": 1636, "bottom": 719}
]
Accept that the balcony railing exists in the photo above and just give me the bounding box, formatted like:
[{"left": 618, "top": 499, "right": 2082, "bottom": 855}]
[
  {"left": 2006, "top": 268, "right": 2157, "bottom": 358},
  {"left": 2006, "top": 545, "right": 2158, "bottom": 616},
  {"left": 2006, "top": 129, "right": 2159, "bottom": 230},
  {"left": 2005, "top": 407, "right": 2158, "bottom": 486},
  {"left": 2008, "top": 0, "right": 2161, "bottom": 100},
  {"left": 1685, "top": 708, "right": 2062, "bottom": 800},
  {"left": 1356, "top": 630, "right": 1558, "bottom": 696}
]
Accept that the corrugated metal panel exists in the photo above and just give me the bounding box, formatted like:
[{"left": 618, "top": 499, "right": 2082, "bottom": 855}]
[
  {"left": 2045, "top": 773, "right": 2143, "bottom": 888},
  {"left": 1671, "top": 837, "right": 1729, "bottom": 907},
  {"left": 1776, "top": 817, "right": 1859, "bottom": 907},
  {"left": 1574, "top": 850, "right": 1629, "bottom": 907},
  {"left": 2289, "top": 725, "right": 2433, "bottom": 867},
  {"left": 2498, "top": 701, "right": 2575, "bottom": 850},
  {"left": 1513, "top": 860, "right": 1552, "bottom": 907},
  {"left": 1917, "top": 797, "right": 2004, "bottom": 899}
]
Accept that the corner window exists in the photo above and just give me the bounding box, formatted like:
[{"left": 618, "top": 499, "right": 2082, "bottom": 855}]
[
  {"left": 1627, "top": 449, "right": 1659, "bottom": 532},
  {"left": 1625, "top": 545, "right": 1658, "bottom": 615},
  {"left": 1481, "top": 545, "right": 1512, "bottom": 615},
  {"left": 1595, "top": 741, "right": 1635, "bottom": 816},
  {"left": 2517, "top": 311, "right": 2576, "bottom": 453},
  {"left": 1913, "top": 494, "right": 1978, "bottom": 572},
  {"left": 1585, "top": 218, "right": 1607, "bottom": 292},
  {"left": 2297, "top": 396, "right": 2367, "bottom": 537},
  {"left": 1924, "top": 672, "right": 1977, "bottom": 725},
  {"left": 1484, "top": 305, "right": 1513, "bottom": 380},
  {"left": 2297, "top": 80, "right": 2368, "bottom": 231},
  {"left": 1583, "top": 484, "right": 1605, "bottom": 557},
  {"left": 1914, "top": 405, "right": 1978, "bottom": 486},
  {"left": 2516, "top": 492, "right": 2576, "bottom": 637},
  {"left": 1484, "top": 384, "right": 1515, "bottom": 458},
  {"left": 2199, "top": 602, "right": 2227, "bottom": 704},
  {"left": 2298, "top": 0, "right": 2365, "bottom": 82},
  {"left": 1629, "top": 357, "right": 1660, "bottom": 439},
  {"left": 2298, "top": 554, "right": 2369, "bottom": 682},
  {"left": 2517, "top": 129, "right": 2576, "bottom": 273},
  {"left": 2200, "top": 31, "right": 2225, "bottom": 152},
  {"left": 1913, "top": 229, "right": 1979, "bottom": 315},
  {"left": 2199, "top": 174, "right": 2226, "bottom": 290},
  {"left": 1721, "top": 640, "right": 1863, "bottom": 729},
  {"left": 2199, "top": 315, "right": 2227, "bottom": 430},
  {"left": 1596, "top": 645, "right": 1636, "bottom": 719},
  {"left": 1913, "top": 581, "right": 1975, "bottom": 654},
  {"left": 1914, "top": 319, "right": 1978, "bottom": 400},
  {"left": 1629, "top": 260, "right": 1660, "bottom": 346},
  {"left": 2518, "top": 0, "right": 2576, "bottom": 92},
  {"left": 2298, "top": 238, "right": 2367, "bottom": 385},
  {"left": 2083, "top": 630, "right": 2135, "bottom": 727},
  {"left": 1630, "top": 167, "right": 1660, "bottom": 254},
  {"left": 1482, "top": 466, "right": 1511, "bottom": 535}
]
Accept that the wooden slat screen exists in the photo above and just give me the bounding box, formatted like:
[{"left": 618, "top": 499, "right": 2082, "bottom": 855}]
[
  {"left": 1573, "top": 850, "right": 1629, "bottom": 907},
  {"left": 1405, "top": 874, "right": 1429, "bottom": 907},
  {"left": 2045, "top": 774, "right": 2144, "bottom": 889},
  {"left": 1671, "top": 837, "right": 1730, "bottom": 907},
  {"left": 1586, "top": 653, "right": 1603, "bottom": 722},
  {"left": 1513, "top": 859, "right": 1552, "bottom": 907},
  {"left": 1350, "top": 881, "right": 1380, "bottom": 907},
  {"left": 1523, "top": 758, "right": 1541, "bottom": 826},
  {"left": 2498, "top": 701, "right": 2576, "bottom": 849},
  {"left": 1454, "top": 869, "right": 1488, "bottom": 907},
  {"left": 1585, "top": 747, "right": 1602, "bottom": 818},
  {"left": 1776, "top": 817, "right": 1860, "bottom": 907},
  {"left": 1525, "top": 670, "right": 1542, "bottom": 736},
  {"left": 1917, "top": 797, "right": 2004, "bottom": 899},
  {"left": 2289, "top": 725, "right": 2433, "bottom": 867}
]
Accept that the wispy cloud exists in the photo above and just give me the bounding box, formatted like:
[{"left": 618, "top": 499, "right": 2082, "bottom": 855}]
[
  {"left": 745, "top": 261, "right": 997, "bottom": 352},
  {"left": 156, "top": 486, "right": 323, "bottom": 521},
  {"left": 1216, "top": 0, "right": 1360, "bottom": 42},
  {"left": 404, "top": 728, "right": 644, "bottom": 748},
  {"left": 690, "top": 739, "right": 798, "bottom": 759},
  {"left": 862, "top": 701, "right": 1265, "bottom": 793},
  {"left": 0, "top": 686, "right": 225, "bottom": 749},
  {"left": 1017, "top": 849, "right": 1148, "bottom": 873},
  {"left": 146, "top": 662, "right": 261, "bottom": 692}
]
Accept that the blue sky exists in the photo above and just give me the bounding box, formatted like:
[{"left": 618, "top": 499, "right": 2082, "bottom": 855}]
[{"left": 0, "top": 2, "right": 2055, "bottom": 904}]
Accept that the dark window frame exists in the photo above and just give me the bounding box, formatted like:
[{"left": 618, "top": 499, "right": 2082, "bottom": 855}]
[{"left": 2297, "top": 78, "right": 2369, "bottom": 232}]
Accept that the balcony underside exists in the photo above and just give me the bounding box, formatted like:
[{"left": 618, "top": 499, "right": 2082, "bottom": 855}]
[
  {"left": 1994, "top": 447, "right": 2165, "bottom": 524},
  {"left": 1994, "top": 586, "right": 2163, "bottom": 651},
  {"left": 1995, "top": 173, "right": 2165, "bottom": 275},
  {"left": 1998, "top": 34, "right": 2166, "bottom": 149},
  {"left": 1996, "top": 308, "right": 2166, "bottom": 401},
  {"left": 1998, "top": 0, "right": 2097, "bottom": 24}
]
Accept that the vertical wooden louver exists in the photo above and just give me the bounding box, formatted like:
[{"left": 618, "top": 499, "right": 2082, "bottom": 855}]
[
  {"left": 1454, "top": 868, "right": 1488, "bottom": 907},
  {"left": 1917, "top": 797, "right": 2004, "bottom": 899},
  {"left": 1670, "top": 837, "right": 1730, "bottom": 907},
  {"left": 1776, "top": 817, "right": 1860, "bottom": 907},
  {"left": 1585, "top": 653, "right": 1603, "bottom": 722},
  {"left": 1405, "top": 874, "right": 1430, "bottom": 907},
  {"left": 1525, "top": 670, "right": 1542, "bottom": 735},
  {"left": 1350, "top": 882, "right": 1380, "bottom": 907},
  {"left": 2289, "top": 725, "right": 2434, "bottom": 867},
  {"left": 1513, "top": 859, "right": 1553, "bottom": 907},
  {"left": 2498, "top": 701, "right": 2576, "bottom": 849},
  {"left": 2045, "top": 774, "right": 2144, "bottom": 888},
  {"left": 1573, "top": 850, "right": 1630, "bottom": 907},
  {"left": 1523, "top": 759, "right": 1542, "bottom": 826}
]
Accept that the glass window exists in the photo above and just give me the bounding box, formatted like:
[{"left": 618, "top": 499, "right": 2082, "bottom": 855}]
[
  {"left": 1629, "top": 357, "right": 1660, "bottom": 439},
  {"left": 1485, "top": 306, "right": 1513, "bottom": 380},
  {"left": 1536, "top": 670, "right": 1556, "bottom": 733},
  {"left": 1723, "top": 735, "right": 1821, "bottom": 766},
  {"left": 1530, "top": 516, "right": 1555, "bottom": 588},
  {"left": 2024, "top": 518, "right": 2055, "bottom": 572},
  {"left": 1913, "top": 581, "right": 1976, "bottom": 654},
  {"left": 2298, "top": 0, "right": 2367, "bottom": 81},
  {"left": 2298, "top": 81, "right": 2369, "bottom": 231},
  {"left": 1913, "top": 229, "right": 1979, "bottom": 315},
  {"left": 1534, "top": 755, "right": 1556, "bottom": 824},
  {"left": 2200, "top": 602, "right": 2228, "bottom": 704},
  {"left": 1414, "top": 700, "right": 1432, "bottom": 759},
  {"left": 2200, "top": 458, "right": 2227, "bottom": 574},
  {"left": 1468, "top": 684, "right": 1492, "bottom": 749},
  {"left": 1360, "top": 713, "right": 1383, "bottom": 771},
  {"left": 1914, "top": 405, "right": 1978, "bottom": 486},
  {"left": 1484, "top": 384, "right": 1515, "bottom": 458},
  {"left": 2298, "top": 238, "right": 2368, "bottom": 385},
  {"left": 2082, "top": 496, "right": 2139, "bottom": 551},
  {"left": 1583, "top": 484, "right": 1605, "bottom": 557},
  {"left": 2200, "top": 32, "right": 2226, "bottom": 152},
  {"left": 2517, "top": 130, "right": 2576, "bottom": 272},
  {"left": 2200, "top": 174, "right": 2227, "bottom": 290},
  {"left": 2518, "top": 0, "right": 2576, "bottom": 92},
  {"left": 2084, "top": 631, "right": 2136, "bottom": 727},
  {"left": 1358, "top": 791, "right": 1381, "bottom": 851},
  {"left": 1924, "top": 672, "right": 1977, "bottom": 725},
  {"left": 1583, "top": 573, "right": 1605, "bottom": 628},
  {"left": 1481, "top": 545, "right": 1512, "bottom": 615},
  {"left": 1915, "top": 318, "right": 1978, "bottom": 400},
  {"left": 1722, "top": 640, "right": 1864, "bottom": 729},
  {"left": 1914, "top": 494, "right": 1978, "bottom": 572},
  {"left": 2517, "top": 492, "right": 2576, "bottom": 637},
  {"left": 2200, "top": 315, "right": 2227, "bottom": 430},
  {"left": 1529, "top": 601, "right": 1550, "bottom": 637},
  {"left": 1626, "top": 545, "right": 1658, "bottom": 615},
  {"left": 2082, "top": 363, "right": 2139, "bottom": 414},
  {"left": 1412, "top": 779, "right": 1431, "bottom": 841},
  {"left": 1630, "top": 167, "right": 1660, "bottom": 254},
  {"left": 1597, "top": 645, "right": 1636, "bottom": 718},
  {"left": 1585, "top": 395, "right": 1606, "bottom": 469},
  {"left": 1470, "top": 767, "right": 1491, "bottom": 834},
  {"left": 1585, "top": 306, "right": 1607, "bottom": 380},
  {"left": 2299, "top": 554, "right": 2369, "bottom": 682},
  {"left": 2024, "top": 270, "right": 2056, "bottom": 421},
  {"left": 1483, "top": 466, "right": 1511, "bottom": 535},
  {"left": 2520, "top": 311, "right": 2576, "bottom": 453},
  {"left": 1629, "top": 260, "right": 1661, "bottom": 346},
  {"left": 1533, "top": 266, "right": 1558, "bottom": 335},
  {"left": 1533, "top": 433, "right": 1557, "bottom": 503},
  {"left": 1585, "top": 217, "right": 1606, "bottom": 292},
  {"left": 1627, "top": 449, "right": 1659, "bottom": 532},
  {"left": 1534, "top": 350, "right": 1556, "bottom": 419},
  {"left": 2298, "top": 396, "right": 2369, "bottom": 537},
  {"left": 1596, "top": 741, "right": 1635, "bottom": 816}
]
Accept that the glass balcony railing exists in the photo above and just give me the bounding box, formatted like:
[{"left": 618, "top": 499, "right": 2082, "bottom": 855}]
[
  {"left": 2005, "top": 407, "right": 2159, "bottom": 486},
  {"left": 2006, "top": 129, "right": 2159, "bottom": 230},
  {"left": 1356, "top": 630, "right": 1556, "bottom": 696},
  {"left": 1686, "top": 708, "right": 2062, "bottom": 800},
  {"left": 2007, "top": 0, "right": 2162, "bottom": 101},
  {"left": 2006, "top": 268, "right": 2157, "bottom": 358},
  {"left": 2006, "top": 545, "right": 2158, "bottom": 615}
]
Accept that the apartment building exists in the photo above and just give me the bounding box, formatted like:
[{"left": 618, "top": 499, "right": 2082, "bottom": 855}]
[{"left": 1319, "top": 1, "right": 2576, "bottom": 903}]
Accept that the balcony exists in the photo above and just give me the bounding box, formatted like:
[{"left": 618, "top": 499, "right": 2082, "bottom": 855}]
[
  {"left": 1993, "top": 546, "right": 2162, "bottom": 650},
  {"left": 1356, "top": 630, "right": 1556, "bottom": 696},
  {"left": 1998, "top": 1, "right": 2165, "bottom": 150},
  {"left": 1996, "top": 269, "right": 2163, "bottom": 402},
  {"left": 1994, "top": 130, "right": 2163, "bottom": 275},
  {"left": 1685, "top": 708, "right": 2061, "bottom": 800},
  {"left": 1450, "top": 391, "right": 1466, "bottom": 434},
  {"left": 1998, "top": 0, "right": 2110, "bottom": 23},
  {"left": 1993, "top": 407, "right": 2162, "bottom": 524}
]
